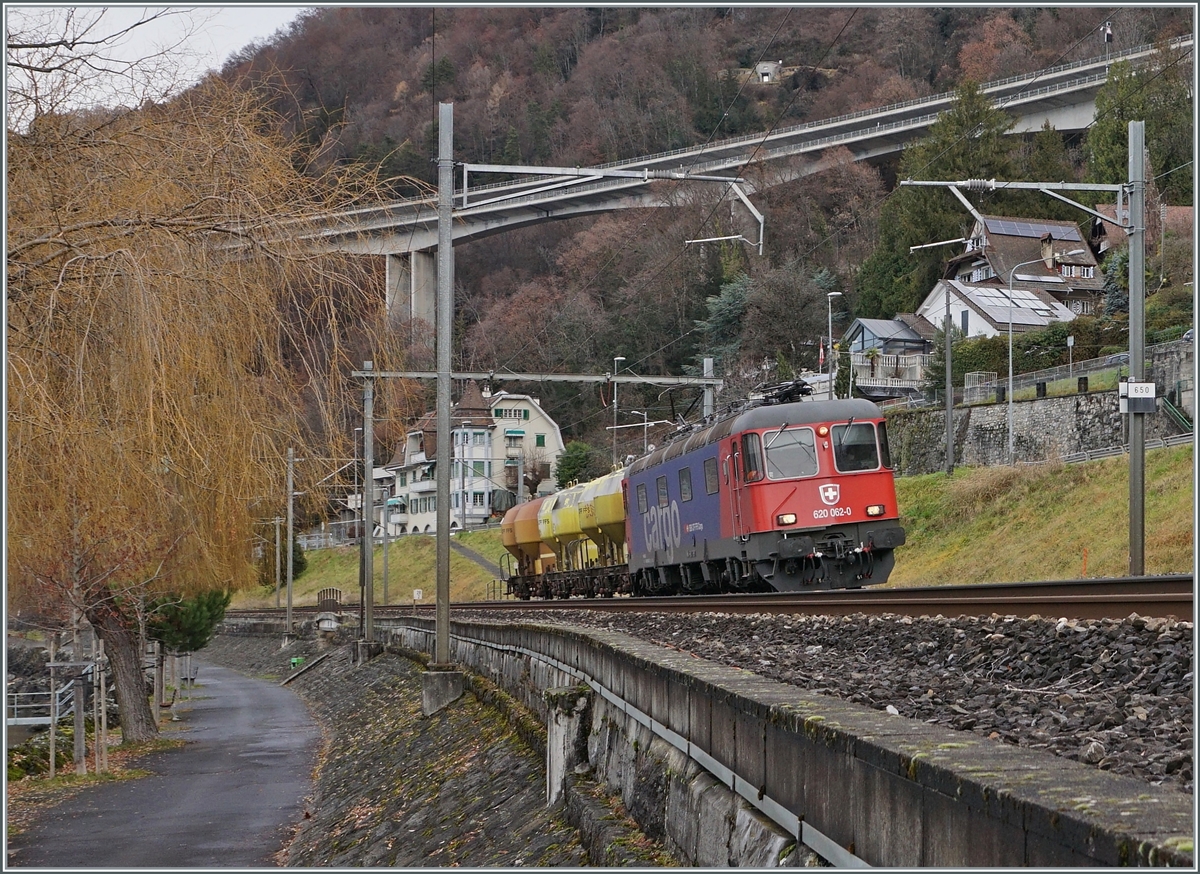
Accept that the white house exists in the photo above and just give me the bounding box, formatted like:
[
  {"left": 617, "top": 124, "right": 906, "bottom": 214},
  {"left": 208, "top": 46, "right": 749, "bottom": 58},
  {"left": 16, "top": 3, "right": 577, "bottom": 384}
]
[
  {"left": 916, "top": 279, "right": 1076, "bottom": 341},
  {"left": 382, "top": 381, "right": 566, "bottom": 535}
]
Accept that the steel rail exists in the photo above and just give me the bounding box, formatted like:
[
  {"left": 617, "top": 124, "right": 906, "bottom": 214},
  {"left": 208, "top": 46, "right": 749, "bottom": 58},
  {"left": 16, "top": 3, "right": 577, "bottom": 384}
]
[{"left": 227, "top": 576, "right": 1192, "bottom": 623}]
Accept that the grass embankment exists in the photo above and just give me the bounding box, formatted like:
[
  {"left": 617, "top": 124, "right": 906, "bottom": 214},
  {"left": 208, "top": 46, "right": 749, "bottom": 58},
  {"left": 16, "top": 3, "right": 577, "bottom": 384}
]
[
  {"left": 889, "top": 443, "right": 1194, "bottom": 586},
  {"left": 232, "top": 445, "right": 1194, "bottom": 608},
  {"left": 231, "top": 529, "right": 510, "bottom": 609}
]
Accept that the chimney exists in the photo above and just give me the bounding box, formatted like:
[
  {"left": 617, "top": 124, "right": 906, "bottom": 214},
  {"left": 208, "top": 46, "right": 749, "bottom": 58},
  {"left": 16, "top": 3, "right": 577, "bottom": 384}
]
[{"left": 1040, "top": 233, "right": 1054, "bottom": 266}]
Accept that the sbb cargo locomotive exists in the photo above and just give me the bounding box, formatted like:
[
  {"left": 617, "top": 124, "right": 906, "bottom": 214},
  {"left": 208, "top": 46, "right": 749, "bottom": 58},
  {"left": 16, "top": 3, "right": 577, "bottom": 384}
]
[{"left": 500, "top": 386, "right": 905, "bottom": 598}]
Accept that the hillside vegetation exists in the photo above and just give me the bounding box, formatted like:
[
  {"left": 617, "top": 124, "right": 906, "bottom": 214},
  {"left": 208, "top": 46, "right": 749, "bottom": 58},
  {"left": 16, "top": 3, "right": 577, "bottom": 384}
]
[
  {"left": 890, "top": 443, "right": 1194, "bottom": 585},
  {"left": 233, "top": 444, "right": 1193, "bottom": 608},
  {"left": 219, "top": 8, "right": 1193, "bottom": 456}
]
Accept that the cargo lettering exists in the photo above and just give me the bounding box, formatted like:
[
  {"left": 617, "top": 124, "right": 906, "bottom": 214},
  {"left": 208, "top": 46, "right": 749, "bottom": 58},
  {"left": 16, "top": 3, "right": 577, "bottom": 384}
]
[{"left": 644, "top": 500, "right": 682, "bottom": 552}]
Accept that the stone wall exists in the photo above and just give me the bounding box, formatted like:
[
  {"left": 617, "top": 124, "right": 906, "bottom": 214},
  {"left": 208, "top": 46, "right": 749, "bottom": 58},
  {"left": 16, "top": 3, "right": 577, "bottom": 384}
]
[
  {"left": 1151, "top": 341, "right": 1195, "bottom": 416},
  {"left": 373, "top": 616, "right": 1193, "bottom": 868},
  {"left": 886, "top": 389, "right": 1189, "bottom": 476}
]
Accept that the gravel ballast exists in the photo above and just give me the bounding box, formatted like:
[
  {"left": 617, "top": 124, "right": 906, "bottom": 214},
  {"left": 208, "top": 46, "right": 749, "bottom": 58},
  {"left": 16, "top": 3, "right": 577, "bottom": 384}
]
[{"left": 456, "top": 609, "right": 1194, "bottom": 796}]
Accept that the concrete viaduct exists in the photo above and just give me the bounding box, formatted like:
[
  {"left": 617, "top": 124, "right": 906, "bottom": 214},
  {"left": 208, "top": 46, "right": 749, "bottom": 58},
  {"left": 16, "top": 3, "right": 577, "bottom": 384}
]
[{"left": 293, "top": 37, "right": 1190, "bottom": 325}]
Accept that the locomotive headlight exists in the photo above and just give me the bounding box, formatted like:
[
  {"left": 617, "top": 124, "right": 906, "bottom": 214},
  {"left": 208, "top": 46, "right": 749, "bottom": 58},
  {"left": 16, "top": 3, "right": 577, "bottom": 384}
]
[
  {"left": 866, "top": 504, "right": 886, "bottom": 517},
  {"left": 817, "top": 425, "right": 829, "bottom": 437},
  {"left": 776, "top": 513, "right": 798, "bottom": 526}
]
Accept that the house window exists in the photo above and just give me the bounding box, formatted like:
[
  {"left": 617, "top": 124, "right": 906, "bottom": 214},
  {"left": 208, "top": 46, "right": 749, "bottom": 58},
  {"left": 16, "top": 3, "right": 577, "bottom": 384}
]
[
  {"left": 472, "top": 432, "right": 486, "bottom": 446},
  {"left": 398, "top": 473, "right": 407, "bottom": 486},
  {"left": 504, "top": 435, "right": 522, "bottom": 448},
  {"left": 960, "top": 310, "right": 969, "bottom": 335},
  {"left": 535, "top": 434, "right": 545, "bottom": 447},
  {"left": 524, "top": 409, "right": 530, "bottom": 420},
  {"left": 679, "top": 467, "right": 693, "bottom": 502},
  {"left": 1060, "top": 264, "right": 1094, "bottom": 279},
  {"left": 472, "top": 492, "right": 485, "bottom": 507},
  {"left": 472, "top": 460, "right": 487, "bottom": 477}
]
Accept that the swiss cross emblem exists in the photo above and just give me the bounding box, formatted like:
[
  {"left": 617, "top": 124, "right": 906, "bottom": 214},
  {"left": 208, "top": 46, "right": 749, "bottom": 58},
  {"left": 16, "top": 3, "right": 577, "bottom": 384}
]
[{"left": 820, "top": 484, "right": 840, "bottom": 506}]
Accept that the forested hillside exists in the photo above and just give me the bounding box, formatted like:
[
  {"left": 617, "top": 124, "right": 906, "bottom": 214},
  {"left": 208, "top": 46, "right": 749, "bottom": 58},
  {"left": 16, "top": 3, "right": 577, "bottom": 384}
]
[{"left": 222, "top": 6, "right": 1193, "bottom": 449}]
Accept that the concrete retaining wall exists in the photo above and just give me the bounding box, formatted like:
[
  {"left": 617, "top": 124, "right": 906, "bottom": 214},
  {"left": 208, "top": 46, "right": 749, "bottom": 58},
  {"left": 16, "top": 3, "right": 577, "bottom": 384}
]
[{"left": 376, "top": 616, "right": 1194, "bottom": 868}]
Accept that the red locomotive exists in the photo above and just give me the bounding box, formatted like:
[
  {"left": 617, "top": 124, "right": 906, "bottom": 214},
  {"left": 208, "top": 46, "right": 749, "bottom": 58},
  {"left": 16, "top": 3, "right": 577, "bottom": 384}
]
[{"left": 501, "top": 383, "right": 905, "bottom": 598}]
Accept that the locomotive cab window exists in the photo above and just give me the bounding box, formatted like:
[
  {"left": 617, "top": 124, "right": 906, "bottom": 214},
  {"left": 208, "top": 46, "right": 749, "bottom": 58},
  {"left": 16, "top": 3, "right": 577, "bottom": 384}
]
[
  {"left": 832, "top": 422, "right": 880, "bottom": 472},
  {"left": 679, "top": 467, "right": 693, "bottom": 502},
  {"left": 877, "top": 422, "right": 893, "bottom": 469},
  {"left": 636, "top": 483, "right": 648, "bottom": 514},
  {"left": 704, "top": 457, "right": 719, "bottom": 494},
  {"left": 764, "top": 427, "right": 819, "bottom": 479},
  {"left": 656, "top": 475, "right": 669, "bottom": 508},
  {"left": 741, "top": 433, "right": 764, "bottom": 482}
]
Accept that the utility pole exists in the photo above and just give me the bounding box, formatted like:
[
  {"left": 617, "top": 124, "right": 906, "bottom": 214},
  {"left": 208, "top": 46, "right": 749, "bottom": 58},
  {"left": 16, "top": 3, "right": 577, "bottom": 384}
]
[
  {"left": 1126, "top": 121, "right": 1146, "bottom": 576},
  {"left": 286, "top": 447, "right": 294, "bottom": 635},
  {"left": 362, "top": 360, "right": 375, "bottom": 642},
  {"left": 435, "top": 102, "right": 453, "bottom": 666},
  {"left": 909, "top": 237, "right": 970, "bottom": 476},
  {"left": 274, "top": 516, "right": 281, "bottom": 608},
  {"left": 900, "top": 119, "right": 1148, "bottom": 572},
  {"left": 381, "top": 506, "right": 389, "bottom": 607},
  {"left": 703, "top": 357, "right": 715, "bottom": 419}
]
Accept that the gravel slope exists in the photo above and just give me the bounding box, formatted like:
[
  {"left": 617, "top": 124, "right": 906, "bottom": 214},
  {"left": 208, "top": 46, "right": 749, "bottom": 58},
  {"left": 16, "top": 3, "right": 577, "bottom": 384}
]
[{"left": 456, "top": 609, "right": 1194, "bottom": 795}]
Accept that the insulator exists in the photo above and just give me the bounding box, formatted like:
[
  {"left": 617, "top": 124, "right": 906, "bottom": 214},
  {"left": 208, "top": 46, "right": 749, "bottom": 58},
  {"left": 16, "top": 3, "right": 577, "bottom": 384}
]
[{"left": 965, "top": 178, "right": 995, "bottom": 191}]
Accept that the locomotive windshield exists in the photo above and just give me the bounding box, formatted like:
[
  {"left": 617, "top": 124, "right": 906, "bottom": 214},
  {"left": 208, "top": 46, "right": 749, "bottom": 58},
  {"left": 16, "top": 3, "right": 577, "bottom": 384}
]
[
  {"left": 832, "top": 422, "right": 881, "bottom": 472},
  {"left": 764, "top": 427, "right": 819, "bottom": 479}
]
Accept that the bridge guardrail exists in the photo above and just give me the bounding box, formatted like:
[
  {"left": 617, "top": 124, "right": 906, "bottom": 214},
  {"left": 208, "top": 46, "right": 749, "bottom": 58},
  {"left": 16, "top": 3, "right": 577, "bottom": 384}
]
[{"left": 449, "top": 69, "right": 1112, "bottom": 215}]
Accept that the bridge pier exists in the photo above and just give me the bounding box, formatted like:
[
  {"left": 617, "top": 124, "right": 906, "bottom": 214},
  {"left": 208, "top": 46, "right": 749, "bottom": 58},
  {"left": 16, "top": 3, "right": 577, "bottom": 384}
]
[{"left": 385, "top": 251, "right": 437, "bottom": 328}]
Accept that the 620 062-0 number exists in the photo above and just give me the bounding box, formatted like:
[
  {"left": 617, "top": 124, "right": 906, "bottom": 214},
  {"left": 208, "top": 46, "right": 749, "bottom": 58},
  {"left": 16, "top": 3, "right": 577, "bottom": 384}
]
[{"left": 812, "top": 506, "right": 853, "bottom": 520}]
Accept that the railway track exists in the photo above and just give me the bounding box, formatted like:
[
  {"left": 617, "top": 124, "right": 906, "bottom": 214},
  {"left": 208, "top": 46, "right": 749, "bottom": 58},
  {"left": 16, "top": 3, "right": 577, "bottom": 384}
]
[{"left": 229, "top": 575, "right": 1193, "bottom": 623}]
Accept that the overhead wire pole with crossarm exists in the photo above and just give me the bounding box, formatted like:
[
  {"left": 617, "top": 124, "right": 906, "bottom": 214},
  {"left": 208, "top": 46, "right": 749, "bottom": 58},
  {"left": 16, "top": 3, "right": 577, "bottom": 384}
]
[
  {"left": 900, "top": 120, "right": 1148, "bottom": 573},
  {"left": 909, "top": 237, "right": 970, "bottom": 476}
]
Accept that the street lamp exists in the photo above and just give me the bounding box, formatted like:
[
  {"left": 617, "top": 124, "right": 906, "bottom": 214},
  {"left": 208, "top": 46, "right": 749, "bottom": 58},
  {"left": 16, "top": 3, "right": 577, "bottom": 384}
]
[
  {"left": 612, "top": 356, "right": 625, "bottom": 464},
  {"left": 629, "top": 410, "right": 650, "bottom": 453},
  {"left": 826, "top": 292, "right": 842, "bottom": 400},
  {"left": 1006, "top": 249, "right": 1085, "bottom": 463},
  {"left": 910, "top": 237, "right": 970, "bottom": 476}
]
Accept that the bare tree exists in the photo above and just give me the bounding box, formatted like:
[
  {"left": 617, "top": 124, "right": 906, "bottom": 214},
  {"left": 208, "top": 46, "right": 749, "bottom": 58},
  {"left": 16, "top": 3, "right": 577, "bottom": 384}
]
[
  {"left": 521, "top": 446, "right": 552, "bottom": 498},
  {"left": 7, "top": 25, "right": 403, "bottom": 740},
  {"left": 5, "top": 7, "right": 214, "bottom": 131}
]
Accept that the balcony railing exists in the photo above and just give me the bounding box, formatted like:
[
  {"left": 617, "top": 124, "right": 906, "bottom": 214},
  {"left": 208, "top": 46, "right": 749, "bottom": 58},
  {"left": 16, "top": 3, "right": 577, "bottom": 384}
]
[{"left": 849, "top": 352, "right": 932, "bottom": 387}]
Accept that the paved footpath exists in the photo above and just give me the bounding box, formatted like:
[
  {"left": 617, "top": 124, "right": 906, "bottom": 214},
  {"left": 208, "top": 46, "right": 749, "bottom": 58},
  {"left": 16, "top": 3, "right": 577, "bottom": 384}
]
[{"left": 6, "top": 660, "right": 320, "bottom": 868}]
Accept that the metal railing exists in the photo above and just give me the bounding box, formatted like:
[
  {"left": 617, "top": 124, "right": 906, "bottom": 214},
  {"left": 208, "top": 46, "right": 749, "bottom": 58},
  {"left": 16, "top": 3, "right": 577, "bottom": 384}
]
[
  {"left": 1160, "top": 396, "right": 1194, "bottom": 433},
  {"left": 6, "top": 678, "right": 77, "bottom": 726},
  {"left": 881, "top": 340, "right": 1194, "bottom": 412},
  {"left": 1057, "top": 432, "right": 1194, "bottom": 465}
]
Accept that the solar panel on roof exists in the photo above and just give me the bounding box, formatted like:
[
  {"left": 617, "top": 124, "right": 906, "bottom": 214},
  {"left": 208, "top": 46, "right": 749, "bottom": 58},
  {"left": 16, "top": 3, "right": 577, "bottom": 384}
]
[{"left": 984, "top": 218, "right": 1081, "bottom": 241}]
